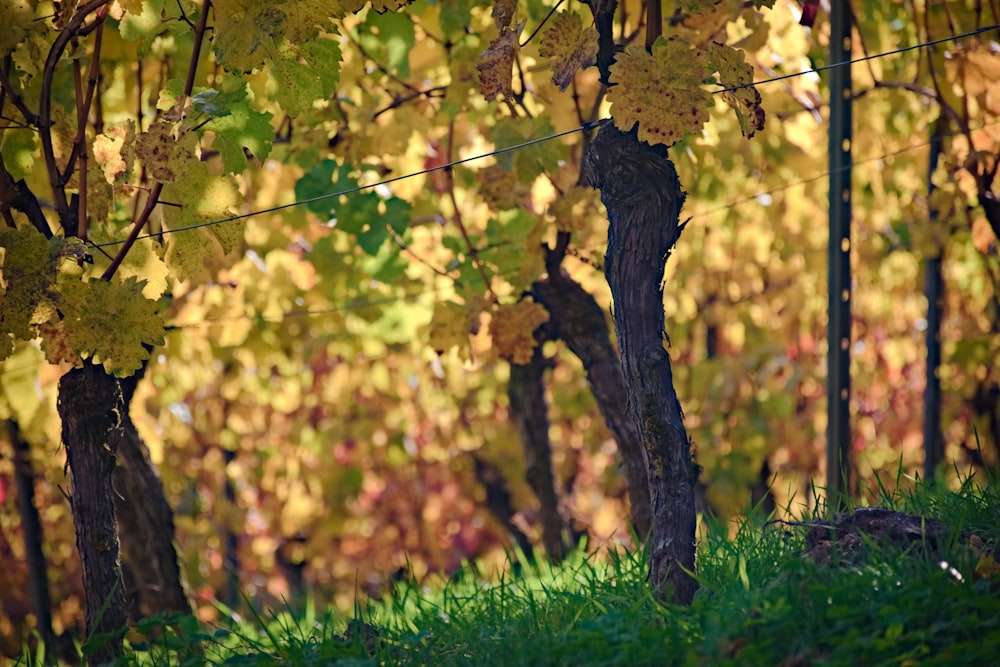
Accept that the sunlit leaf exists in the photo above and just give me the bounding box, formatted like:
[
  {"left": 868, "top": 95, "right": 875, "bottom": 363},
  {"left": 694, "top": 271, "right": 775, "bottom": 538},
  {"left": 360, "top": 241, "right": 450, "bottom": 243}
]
[
  {"left": 477, "top": 22, "right": 524, "bottom": 100},
  {"left": 608, "top": 37, "right": 712, "bottom": 147}
]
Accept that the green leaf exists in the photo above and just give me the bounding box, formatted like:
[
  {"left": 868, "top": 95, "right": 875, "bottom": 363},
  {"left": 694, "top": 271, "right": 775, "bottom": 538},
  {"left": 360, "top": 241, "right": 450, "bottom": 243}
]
[
  {"left": 269, "top": 37, "right": 342, "bottom": 117},
  {"left": 439, "top": 0, "right": 479, "bottom": 36},
  {"left": 358, "top": 12, "right": 415, "bottom": 78},
  {"left": 118, "top": 0, "right": 167, "bottom": 42},
  {"left": 205, "top": 80, "right": 276, "bottom": 173},
  {"left": 336, "top": 192, "right": 380, "bottom": 234},
  {"left": 491, "top": 117, "right": 566, "bottom": 185},
  {"left": 383, "top": 197, "right": 412, "bottom": 235},
  {"left": 296, "top": 160, "right": 343, "bottom": 216},
  {"left": 0, "top": 227, "right": 85, "bottom": 359},
  {"left": 0, "top": 0, "right": 37, "bottom": 56},
  {"left": 0, "top": 129, "right": 38, "bottom": 180}
]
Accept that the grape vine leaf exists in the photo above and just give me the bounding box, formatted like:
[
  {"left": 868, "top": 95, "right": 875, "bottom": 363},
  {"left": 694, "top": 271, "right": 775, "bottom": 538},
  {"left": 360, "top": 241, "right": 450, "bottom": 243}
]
[
  {"left": 482, "top": 210, "right": 545, "bottom": 293},
  {"left": 135, "top": 120, "right": 197, "bottom": 183},
  {"left": 211, "top": 0, "right": 342, "bottom": 117},
  {"left": 118, "top": 0, "right": 168, "bottom": 42},
  {"left": 0, "top": 227, "right": 56, "bottom": 358},
  {"left": 709, "top": 42, "right": 765, "bottom": 138},
  {"left": 608, "top": 37, "right": 712, "bottom": 147},
  {"left": 490, "top": 297, "right": 549, "bottom": 364},
  {"left": 201, "top": 79, "right": 276, "bottom": 174},
  {"left": 539, "top": 10, "right": 598, "bottom": 91},
  {"left": 358, "top": 12, "right": 415, "bottom": 78},
  {"left": 48, "top": 275, "right": 166, "bottom": 377},
  {"left": 0, "top": 228, "right": 90, "bottom": 359},
  {"left": 477, "top": 22, "right": 524, "bottom": 100},
  {"left": 359, "top": 0, "right": 415, "bottom": 13},
  {"left": 428, "top": 300, "right": 475, "bottom": 356},
  {"left": 268, "top": 38, "right": 342, "bottom": 118},
  {"left": 491, "top": 0, "right": 518, "bottom": 30},
  {"left": 948, "top": 41, "right": 1000, "bottom": 110},
  {"left": 0, "top": 0, "right": 39, "bottom": 55},
  {"left": 491, "top": 116, "right": 566, "bottom": 185},
  {"left": 478, "top": 165, "right": 527, "bottom": 210},
  {"left": 162, "top": 162, "right": 244, "bottom": 282},
  {"left": 93, "top": 121, "right": 136, "bottom": 184},
  {"left": 0, "top": 129, "right": 38, "bottom": 181},
  {"left": 86, "top": 223, "right": 170, "bottom": 300},
  {"left": 295, "top": 162, "right": 410, "bottom": 255},
  {"left": 212, "top": 0, "right": 341, "bottom": 73}
]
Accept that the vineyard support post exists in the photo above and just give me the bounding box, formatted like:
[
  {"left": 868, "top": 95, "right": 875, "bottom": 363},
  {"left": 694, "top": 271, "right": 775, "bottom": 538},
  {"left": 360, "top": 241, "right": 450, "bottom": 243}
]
[
  {"left": 923, "top": 121, "right": 944, "bottom": 480},
  {"left": 827, "top": 3, "right": 853, "bottom": 506}
]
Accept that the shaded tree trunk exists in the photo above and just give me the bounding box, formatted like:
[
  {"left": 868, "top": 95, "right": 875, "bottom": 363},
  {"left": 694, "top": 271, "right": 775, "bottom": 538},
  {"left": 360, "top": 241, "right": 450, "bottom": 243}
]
[
  {"left": 8, "top": 420, "right": 54, "bottom": 655},
  {"left": 57, "top": 362, "right": 128, "bottom": 663},
  {"left": 582, "top": 122, "right": 699, "bottom": 604},
  {"left": 508, "top": 346, "right": 569, "bottom": 561},
  {"left": 533, "top": 271, "right": 653, "bottom": 539},
  {"left": 471, "top": 455, "right": 535, "bottom": 559},
  {"left": 114, "top": 371, "right": 191, "bottom": 620},
  {"left": 220, "top": 447, "right": 240, "bottom": 609}
]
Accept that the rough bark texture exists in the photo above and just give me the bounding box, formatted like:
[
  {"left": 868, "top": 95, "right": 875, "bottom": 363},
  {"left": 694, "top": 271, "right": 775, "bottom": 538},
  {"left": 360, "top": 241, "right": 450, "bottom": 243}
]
[
  {"left": 533, "top": 273, "right": 652, "bottom": 538},
  {"left": 8, "top": 420, "right": 54, "bottom": 653},
  {"left": 114, "top": 372, "right": 191, "bottom": 620},
  {"left": 582, "top": 122, "right": 699, "bottom": 604},
  {"left": 58, "top": 362, "right": 128, "bottom": 663},
  {"left": 508, "top": 346, "right": 569, "bottom": 561}
]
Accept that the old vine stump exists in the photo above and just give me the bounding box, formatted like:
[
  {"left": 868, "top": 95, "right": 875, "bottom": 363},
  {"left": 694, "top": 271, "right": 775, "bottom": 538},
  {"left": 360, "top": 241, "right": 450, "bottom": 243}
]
[{"left": 583, "top": 122, "right": 699, "bottom": 604}]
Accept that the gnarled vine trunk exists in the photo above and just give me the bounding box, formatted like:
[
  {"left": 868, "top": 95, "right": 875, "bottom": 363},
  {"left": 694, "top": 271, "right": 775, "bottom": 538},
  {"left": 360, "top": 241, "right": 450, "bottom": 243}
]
[
  {"left": 533, "top": 271, "right": 652, "bottom": 539},
  {"left": 8, "top": 420, "right": 54, "bottom": 655},
  {"left": 582, "top": 123, "right": 699, "bottom": 604},
  {"left": 508, "top": 345, "right": 569, "bottom": 561},
  {"left": 114, "top": 371, "right": 191, "bottom": 619},
  {"left": 58, "top": 362, "right": 128, "bottom": 663}
]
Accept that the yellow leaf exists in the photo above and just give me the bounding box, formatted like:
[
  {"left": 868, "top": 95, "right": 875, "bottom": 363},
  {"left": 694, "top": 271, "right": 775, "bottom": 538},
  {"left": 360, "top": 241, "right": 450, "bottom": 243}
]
[
  {"left": 608, "top": 37, "right": 712, "bottom": 147},
  {"left": 478, "top": 165, "right": 528, "bottom": 210},
  {"left": 539, "top": 11, "right": 598, "bottom": 91},
  {"left": 428, "top": 300, "right": 478, "bottom": 356},
  {"left": 490, "top": 298, "right": 549, "bottom": 364},
  {"left": 135, "top": 120, "right": 195, "bottom": 183},
  {"left": 975, "top": 554, "right": 1000, "bottom": 581},
  {"left": 959, "top": 41, "right": 1000, "bottom": 98},
  {"left": 92, "top": 121, "right": 136, "bottom": 184},
  {"left": 477, "top": 22, "right": 524, "bottom": 100},
  {"left": 709, "top": 42, "right": 765, "bottom": 138}
]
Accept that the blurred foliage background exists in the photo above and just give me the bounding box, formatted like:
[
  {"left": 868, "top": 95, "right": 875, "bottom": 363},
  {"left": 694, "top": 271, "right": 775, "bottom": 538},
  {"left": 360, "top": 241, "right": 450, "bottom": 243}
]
[{"left": 1, "top": 0, "right": 998, "bottom": 655}]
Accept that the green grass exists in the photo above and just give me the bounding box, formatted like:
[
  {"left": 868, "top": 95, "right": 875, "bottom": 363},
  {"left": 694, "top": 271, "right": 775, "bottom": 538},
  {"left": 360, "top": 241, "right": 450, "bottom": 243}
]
[{"left": 26, "top": 472, "right": 1000, "bottom": 666}]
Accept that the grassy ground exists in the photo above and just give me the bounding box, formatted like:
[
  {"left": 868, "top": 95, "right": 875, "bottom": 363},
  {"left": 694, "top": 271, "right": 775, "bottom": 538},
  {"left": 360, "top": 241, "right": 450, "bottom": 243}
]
[{"left": 27, "top": 471, "right": 1000, "bottom": 666}]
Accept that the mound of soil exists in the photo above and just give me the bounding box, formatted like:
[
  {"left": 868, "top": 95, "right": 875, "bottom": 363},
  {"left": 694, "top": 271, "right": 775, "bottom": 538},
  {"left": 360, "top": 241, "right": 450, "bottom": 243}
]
[{"left": 797, "top": 507, "right": 963, "bottom": 566}]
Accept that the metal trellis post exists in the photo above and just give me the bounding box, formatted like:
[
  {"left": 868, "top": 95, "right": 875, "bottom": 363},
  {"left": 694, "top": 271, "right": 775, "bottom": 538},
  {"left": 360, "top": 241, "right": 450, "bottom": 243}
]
[
  {"left": 923, "top": 121, "right": 944, "bottom": 481},
  {"left": 827, "top": 4, "right": 853, "bottom": 507}
]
